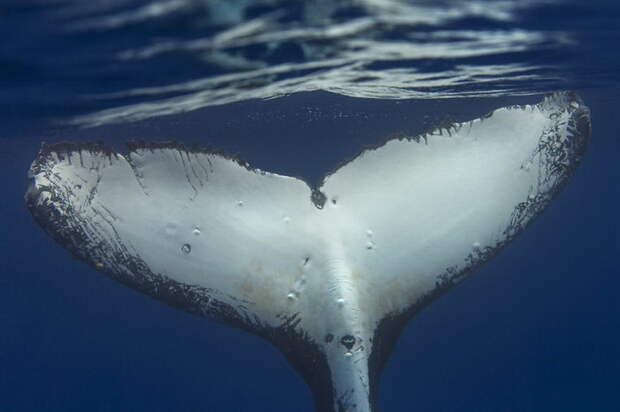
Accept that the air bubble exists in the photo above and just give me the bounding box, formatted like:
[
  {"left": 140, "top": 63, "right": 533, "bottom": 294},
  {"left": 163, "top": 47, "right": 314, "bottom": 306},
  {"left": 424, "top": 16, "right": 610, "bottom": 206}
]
[
  {"left": 528, "top": 194, "right": 536, "bottom": 200},
  {"left": 570, "top": 101, "right": 579, "bottom": 109},
  {"left": 344, "top": 351, "right": 353, "bottom": 358},
  {"left": 237, "top": 200, "right": 244, "bottom": 207},
  {"left": 283, "top": 216, "right": 291, "bottom": 224},
  {"left": 192, "top": 227, "right": 201, "bottom": 235},
  {"left": 366, "top": 230, "right": 373, "bottom": 237},
  {"left": 287, "top": 292, "right": 297, "bottom": 301},
  {"left": 472, "top": 242, "right": 481, "bottom": 249},
  {"left": 336, "top": 298, "right": 345, "bottom": 306},
  {"left": 181, "top": 243, "right": 191, "bottom": 254},
  {"left": 366, "top": 241, "right": 375, "bottom": 250},
  {"left": 341, "top": 335, "right": 355, "bottom": 350}
]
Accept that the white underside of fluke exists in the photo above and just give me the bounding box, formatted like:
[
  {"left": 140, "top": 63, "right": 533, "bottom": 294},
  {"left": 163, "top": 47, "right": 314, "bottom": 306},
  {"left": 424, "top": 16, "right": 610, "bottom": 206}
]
[{"left": 26, "top": 92, "right": 590, "bottom": 412}]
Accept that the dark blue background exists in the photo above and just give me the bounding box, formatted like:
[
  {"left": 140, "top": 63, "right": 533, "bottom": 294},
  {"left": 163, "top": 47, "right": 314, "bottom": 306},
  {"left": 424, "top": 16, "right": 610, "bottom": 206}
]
[{"left": 1, "top": 1, "right": 619, "bottom": 411}]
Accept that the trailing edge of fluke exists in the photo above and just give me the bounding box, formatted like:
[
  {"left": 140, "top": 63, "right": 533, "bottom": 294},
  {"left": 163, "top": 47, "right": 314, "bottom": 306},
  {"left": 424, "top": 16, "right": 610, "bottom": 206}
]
[{"left": 26, "top": 92, "right": 590, "bottom": 412}]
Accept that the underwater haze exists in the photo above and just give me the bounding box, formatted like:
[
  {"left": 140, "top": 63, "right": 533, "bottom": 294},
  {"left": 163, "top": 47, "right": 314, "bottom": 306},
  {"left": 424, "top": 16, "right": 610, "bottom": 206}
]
[{"left": 1, "top": 0, "right": 619, "bottom": 411}]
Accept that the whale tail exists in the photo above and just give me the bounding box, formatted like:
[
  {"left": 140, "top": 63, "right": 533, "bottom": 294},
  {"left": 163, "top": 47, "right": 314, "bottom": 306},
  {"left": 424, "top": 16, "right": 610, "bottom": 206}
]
[{"left": 26, "top": 92, "right": 590, "bottom": 412}]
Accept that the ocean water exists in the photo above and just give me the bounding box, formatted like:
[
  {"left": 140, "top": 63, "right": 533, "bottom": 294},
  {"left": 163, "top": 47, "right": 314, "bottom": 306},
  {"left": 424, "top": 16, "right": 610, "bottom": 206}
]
[{"left": 1, "top": 0, "right": 619, "bottom": 411}]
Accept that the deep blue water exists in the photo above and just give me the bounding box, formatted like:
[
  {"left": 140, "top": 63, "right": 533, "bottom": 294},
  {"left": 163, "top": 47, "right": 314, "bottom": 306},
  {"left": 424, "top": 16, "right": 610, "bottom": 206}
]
[{"left": 1, "top": 1, "right": 619, "bottom": 411}]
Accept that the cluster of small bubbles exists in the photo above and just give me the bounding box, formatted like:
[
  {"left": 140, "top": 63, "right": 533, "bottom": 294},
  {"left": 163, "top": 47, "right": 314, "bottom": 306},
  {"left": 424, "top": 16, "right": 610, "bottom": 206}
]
[{"left": 181, "top": 243, "right": 192, "bottom": 254}]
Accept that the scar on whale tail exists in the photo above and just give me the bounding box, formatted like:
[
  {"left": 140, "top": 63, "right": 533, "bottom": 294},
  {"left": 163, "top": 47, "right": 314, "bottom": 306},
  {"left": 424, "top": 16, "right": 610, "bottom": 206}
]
[{"left": 25, "top": 92, "right": 590, "bottom": 412}]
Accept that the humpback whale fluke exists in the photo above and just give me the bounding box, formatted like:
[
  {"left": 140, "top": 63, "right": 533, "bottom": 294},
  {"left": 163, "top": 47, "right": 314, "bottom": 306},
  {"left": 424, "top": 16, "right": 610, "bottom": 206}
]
[{"left": 25, "top": 92, "right": 590, "bottom": 412}]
